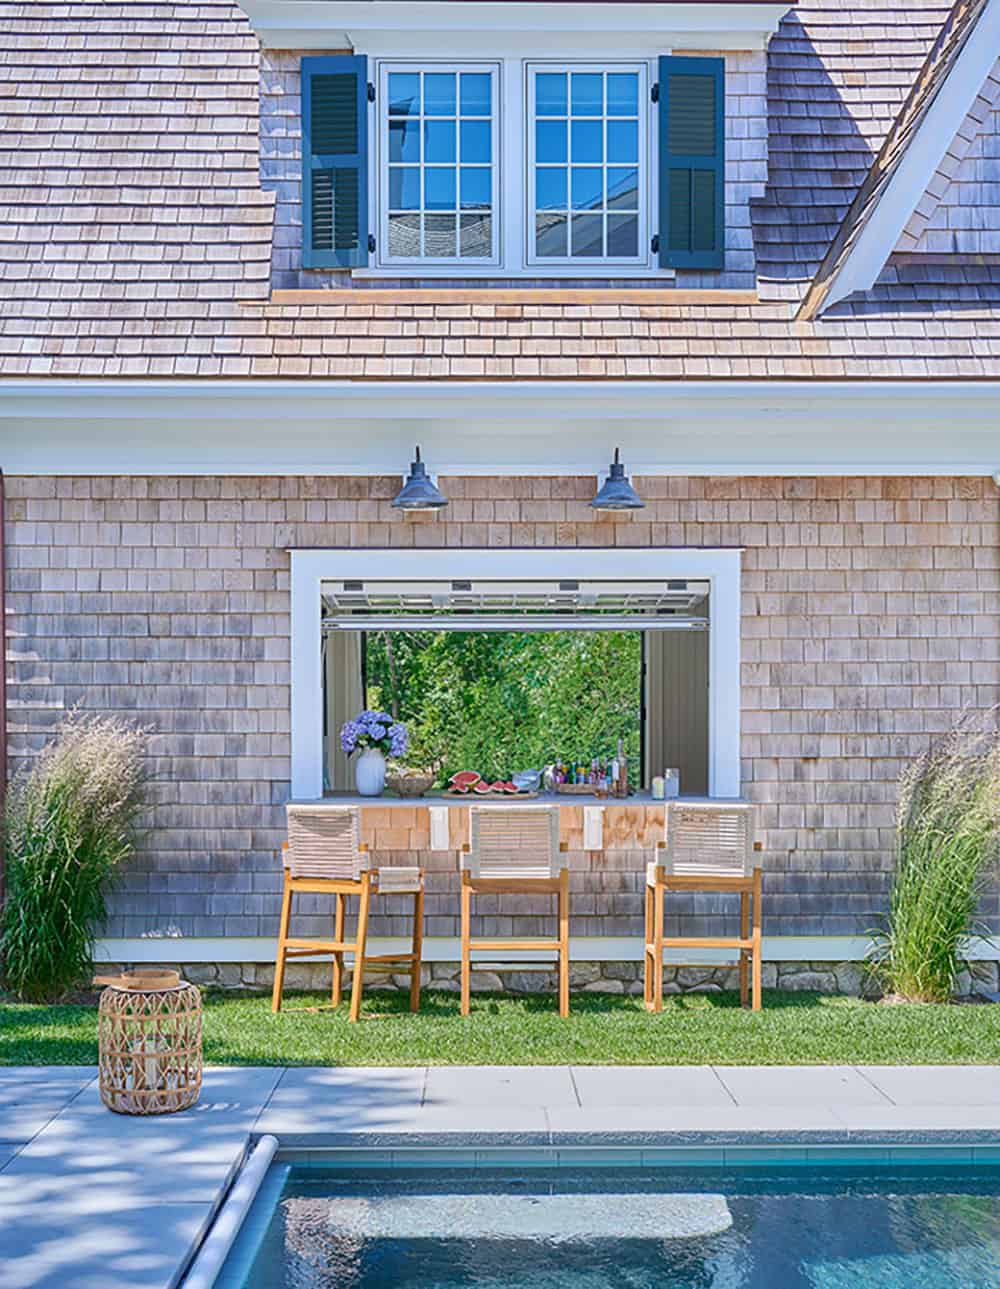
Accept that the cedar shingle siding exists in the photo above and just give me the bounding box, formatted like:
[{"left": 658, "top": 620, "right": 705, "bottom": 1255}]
[
  {"left": 3, "top": 2, "right": 1000, "bottom": 956},
  {"left": 7, "top": 474, "right": 999, "bottom": 942}
]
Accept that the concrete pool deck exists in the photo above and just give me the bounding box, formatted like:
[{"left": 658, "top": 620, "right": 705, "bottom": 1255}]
[{"left": 1, "top": 1063, "right": 999, "bottom": 1288}]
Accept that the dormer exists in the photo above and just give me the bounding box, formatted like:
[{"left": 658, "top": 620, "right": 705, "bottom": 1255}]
[{"left": 245, "top": 1, "right": 790, "bottom": 283}]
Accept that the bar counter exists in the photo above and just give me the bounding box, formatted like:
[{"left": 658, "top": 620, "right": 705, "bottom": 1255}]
[{"left": 292, "top": 792, "right": 743, "bottom": 853}]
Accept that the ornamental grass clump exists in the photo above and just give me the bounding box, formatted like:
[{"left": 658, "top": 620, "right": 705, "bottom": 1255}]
[
  {"left": 1, "top": 715, "right": 150, "bottom": 1002},
  {"left": 871, "top": 713, "right": 1000, "bottom": 1003}
]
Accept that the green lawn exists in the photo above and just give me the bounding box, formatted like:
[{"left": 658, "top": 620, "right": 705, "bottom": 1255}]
[{"left": 2, "top": 989, "right": 999, "bottom": 1066}]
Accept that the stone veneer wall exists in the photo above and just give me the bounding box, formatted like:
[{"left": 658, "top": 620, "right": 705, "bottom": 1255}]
[
  {"left": 104, "top": 959, "right": 1000, "bottom": 999},
  {"left": 5, "top": 474, "right": 1000, "bottom": 949}
]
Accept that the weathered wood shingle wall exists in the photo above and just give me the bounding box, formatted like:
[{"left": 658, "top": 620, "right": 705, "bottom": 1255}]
[{"left": 5, "top": 473, "right": 999, "bottom": 944}]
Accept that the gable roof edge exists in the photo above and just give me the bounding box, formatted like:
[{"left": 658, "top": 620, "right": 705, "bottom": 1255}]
[{"left": 798, "top": 0, "right": 1000, "bottom": 321}]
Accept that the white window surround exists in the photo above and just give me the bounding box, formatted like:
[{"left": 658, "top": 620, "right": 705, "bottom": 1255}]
[
  {"left": 377, "top": 61, "right": 501, "bottom": 267},
  {"left": 290, "top": 547, "right": 742, "bottom": 800},
  {"left": 367, "top": 55, "right": 663, "bottom": 278},
  {"left": 526, "top": 61, "right": 650, "bottom": 268}
]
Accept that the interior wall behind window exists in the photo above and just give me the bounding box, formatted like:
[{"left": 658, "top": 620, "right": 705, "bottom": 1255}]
[
  {"left": 645, "top": 627, "right": 710, "bottom": 796},
  {"left": 324, "top": 631, "right": 364, "bottom": 791}
]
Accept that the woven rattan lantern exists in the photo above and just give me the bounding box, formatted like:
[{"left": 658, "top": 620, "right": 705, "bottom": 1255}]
[{"left": 95, "top": 970, "right": 202, "bottom": 1115}]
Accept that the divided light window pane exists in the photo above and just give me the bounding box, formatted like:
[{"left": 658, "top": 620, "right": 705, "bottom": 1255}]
[
  {"left": 384, "top": 65, "right": 496, "bottom": 262},
  {"left": 530, "top": 65, "right": 643, "bottom": 263}
]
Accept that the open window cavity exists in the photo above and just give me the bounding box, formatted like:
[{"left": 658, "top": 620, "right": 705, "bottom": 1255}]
[{"left": 320, "top": 577, "right": 711, "bottom": 796}]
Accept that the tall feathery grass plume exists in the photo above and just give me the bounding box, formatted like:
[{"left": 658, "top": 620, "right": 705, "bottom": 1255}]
[
  {"left": 2, "top": 714, "right": 150, "bottom": 1002},
  {"left": 870, "top": 710, "right": 1000, "bottom": 1003}
]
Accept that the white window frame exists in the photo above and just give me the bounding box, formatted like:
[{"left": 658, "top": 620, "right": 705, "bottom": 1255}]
[
  {"left": 291, "top": 547, "right": 741, "bottom": 801},
  {"left": 376, "top": 59, "right": 502, "bottom": 269},
  {"left": 362, "top": 54, "right": 665, "bottom": 279},
  {"left": 525, "top": 60, "right": 651, "bottom": 269}
]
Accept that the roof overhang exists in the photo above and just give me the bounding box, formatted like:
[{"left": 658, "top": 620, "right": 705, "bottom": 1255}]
[
  {"left": 2, "top": 379, "right": 1000, "bottom": 477},
  {"left": 241, "top": 1, "right": 792, "bottom": 53}
]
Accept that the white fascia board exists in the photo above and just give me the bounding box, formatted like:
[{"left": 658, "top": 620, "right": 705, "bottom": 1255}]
[
  {"left": 242, "top": 1, "right": 790, "bottom": 52},
  {"left": 2, "top": 380, "right": 1000, "bottom": 476},
  {"left": 823, "top": 0, "right": 1000, "bottom": 311},
  {"left": 95, "top": 935, "right": 1000, "bottom": 964}
]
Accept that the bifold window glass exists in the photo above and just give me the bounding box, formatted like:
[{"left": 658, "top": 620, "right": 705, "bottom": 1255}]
[
  {"left": 529, "top": 63, "right": 645, "bottom": 263},
  {"left": 381, "top": 63, "right": 498, "bottom": 262}
]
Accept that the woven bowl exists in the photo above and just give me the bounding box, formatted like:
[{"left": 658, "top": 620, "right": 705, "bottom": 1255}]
[{"left": 387, "top": 773, "right": 436, "bottom": 798}]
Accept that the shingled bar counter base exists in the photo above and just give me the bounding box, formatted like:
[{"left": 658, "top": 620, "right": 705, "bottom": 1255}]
[{"left": 95, "top": 971, "right": 203, "bottom": 1115}]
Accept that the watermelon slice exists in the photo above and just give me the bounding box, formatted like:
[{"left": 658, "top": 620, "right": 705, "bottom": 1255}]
[
  {"left": 473, "top": 781, "right": 493, "bottom": 795},
  {"left": 449, "top": 770, "right": 481, "bottom": 793},
  {"left": 489, "top": 780, "right": 507, "bottom": 793},
  {"left": 502, "top": 781, "right": 519, "bottom": 794}
]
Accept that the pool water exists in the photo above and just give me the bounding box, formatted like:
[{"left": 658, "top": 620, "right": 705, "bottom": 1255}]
[{"left": 228, "top": 1162, "right": 1000, "bottom": 1288}]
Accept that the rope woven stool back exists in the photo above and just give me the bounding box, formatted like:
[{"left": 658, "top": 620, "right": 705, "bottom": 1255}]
[
  {"left": 468, "top": 806, "right": 561, "bottom": 880},
  {"left": 286, "top": 805, "right": 365, "bottom": 881},
  {"left": 663, "top": 802, "right": 755, "bottom": 878}
]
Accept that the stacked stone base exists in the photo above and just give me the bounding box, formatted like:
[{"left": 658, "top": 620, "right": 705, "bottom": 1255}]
[{"left": 108, "top": 959, "right": 1000, "bottom": 998}]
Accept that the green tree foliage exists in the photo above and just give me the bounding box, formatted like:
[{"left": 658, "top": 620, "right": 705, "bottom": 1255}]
[{"left": 364, "top": 630, "right": 642, "bottom": 783}]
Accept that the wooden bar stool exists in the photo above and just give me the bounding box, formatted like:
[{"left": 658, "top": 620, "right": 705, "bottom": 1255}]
[
  {"left": 645, "top": 801, "right": 763, "bottom": 1012},
  {"left": 272, "top": 804, "right": 424, "bottom": 1022},
  {"left": 461, "top": 806, "right": 570, "bottom": 1017}
]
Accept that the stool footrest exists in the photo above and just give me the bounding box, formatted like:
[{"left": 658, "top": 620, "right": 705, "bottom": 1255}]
[
  {"left": 467, "top": 939, "right": 561, "bottom": 953},
  {"left": 648, "top": 937, "right": 753, "bottom": 951}
]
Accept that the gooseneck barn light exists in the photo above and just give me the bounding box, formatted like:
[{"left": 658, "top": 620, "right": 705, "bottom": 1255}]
[
  {"left": 391, "top": 446, "right": 448, "bottom": 511},
  {"left": 590, "top": 448, "right": 645, "bottom": 511}
]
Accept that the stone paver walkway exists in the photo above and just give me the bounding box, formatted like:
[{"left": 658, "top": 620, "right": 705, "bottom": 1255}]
[{"left": 0, "top": 1064, "right": 998, "bottom": 1288}]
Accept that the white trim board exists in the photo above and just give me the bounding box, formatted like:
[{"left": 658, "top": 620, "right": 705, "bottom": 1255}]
[
  {"left": 291, "top": 547, "right": 742, "bottom": 800},
  {"left": 95, "top": 935, "right": 1000, "bottom": 964},
  {"left": 819, "top": 0, "right": 1000, "bottom": 312},
  {"left": 4, "top": 380, "right": 1000, "bottom": 476},
  {"left": 241, "top": 2, "right": 791, "bottom": 53}
]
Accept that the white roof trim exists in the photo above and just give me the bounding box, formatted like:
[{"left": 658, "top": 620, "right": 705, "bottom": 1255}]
[
  {"left": 2, "top": 380, "right": 1000, "bottom": 476},
  {"left": 822, "top": 0, "right": 1000, "bottom": 311},
  {"left": 242, "top": 1, "right": 791, "bottom": 52}
]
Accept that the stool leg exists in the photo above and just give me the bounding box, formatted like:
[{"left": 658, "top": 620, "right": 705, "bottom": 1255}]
[
  {"left": 558, "top": 868, "right": 570, "bottom": 1018},
  {"left": 332, "top": 892, "right": 345, "bottom": 1008},
  {"left": 271, "top": 872, "right": 293, "bottom": 1014},
  {"left": 349, "top": 874, "right": 372, "bottom": 1023},
  {"left": 644, "top": 881, "right": 654, "bottom": 1009},
  {"left": 751, "top": 867, "right": 763, "bottom": 1012},
  {"left": 410, "top": 884, "right": 424, "bottom": 1013},
  {"left": 460, "top": 871, "right": 472, "bottom": 1017},
  {"left": 652, "top": 879, "right": 665, "bottom": 1013},
  {"left": 739, "top": 890, "right": 749, "bottom": 1008}
]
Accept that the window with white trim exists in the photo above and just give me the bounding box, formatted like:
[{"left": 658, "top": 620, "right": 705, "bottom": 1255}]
[
  {"left": 378, "top": 62, "right": 500, "bottom": 264},
  {"left": 528, "top": 63, "right": 647, "bottom": 264},
  {"left": 301, "top": 53, "right": 724, "bottom": 276}
]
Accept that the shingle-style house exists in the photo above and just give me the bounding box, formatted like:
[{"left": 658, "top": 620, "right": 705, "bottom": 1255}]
[{"left": 1, "top": 0, "right": 998, "bottom": 995}]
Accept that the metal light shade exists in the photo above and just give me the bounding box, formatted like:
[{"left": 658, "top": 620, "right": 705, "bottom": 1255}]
[
  {"left": 590, "top": 448, "right": 644, "bottom": 511},
  {"left": 391, "top": 446, "right": 448, "bottom": 510}
]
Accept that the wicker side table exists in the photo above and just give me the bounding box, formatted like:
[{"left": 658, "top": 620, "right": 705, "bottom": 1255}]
[{"left": 96, "top": 971, "right": 203, "bottom": 1115}]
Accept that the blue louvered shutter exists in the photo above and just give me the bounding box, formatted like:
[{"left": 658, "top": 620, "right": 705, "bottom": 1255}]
[
  {"left": 301, "top": 55, "right": 369, "bottom": 268},
  {"left": 657, "top": 56, "right": 725, "bottom": 270}
]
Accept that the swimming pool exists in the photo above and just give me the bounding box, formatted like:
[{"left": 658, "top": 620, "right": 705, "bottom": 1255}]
[{"left": 214, "top": 1149, "right": 1000, "bottom": 1288}]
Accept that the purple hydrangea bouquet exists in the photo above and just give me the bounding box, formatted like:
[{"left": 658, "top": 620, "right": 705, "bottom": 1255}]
[
  {"left": 340, "top": 710, "right": 408, "bottom": 797},
  {"left": 340, "top": 710, "right": 409, "bottom": 759}
]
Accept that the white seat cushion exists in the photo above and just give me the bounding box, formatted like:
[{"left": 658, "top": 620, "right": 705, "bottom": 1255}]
[{"left": 374, "top": 866, "right": 423, "bottom": 894}]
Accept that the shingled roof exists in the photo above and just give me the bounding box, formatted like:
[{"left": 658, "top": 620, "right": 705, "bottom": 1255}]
[{"left": 0, "top": 0, "right": 998, "bottom": 380}]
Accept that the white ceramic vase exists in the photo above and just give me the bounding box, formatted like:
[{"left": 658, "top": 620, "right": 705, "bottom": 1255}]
[{"left": 355, "top": 747, "right": 386, "bottom": 797}]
